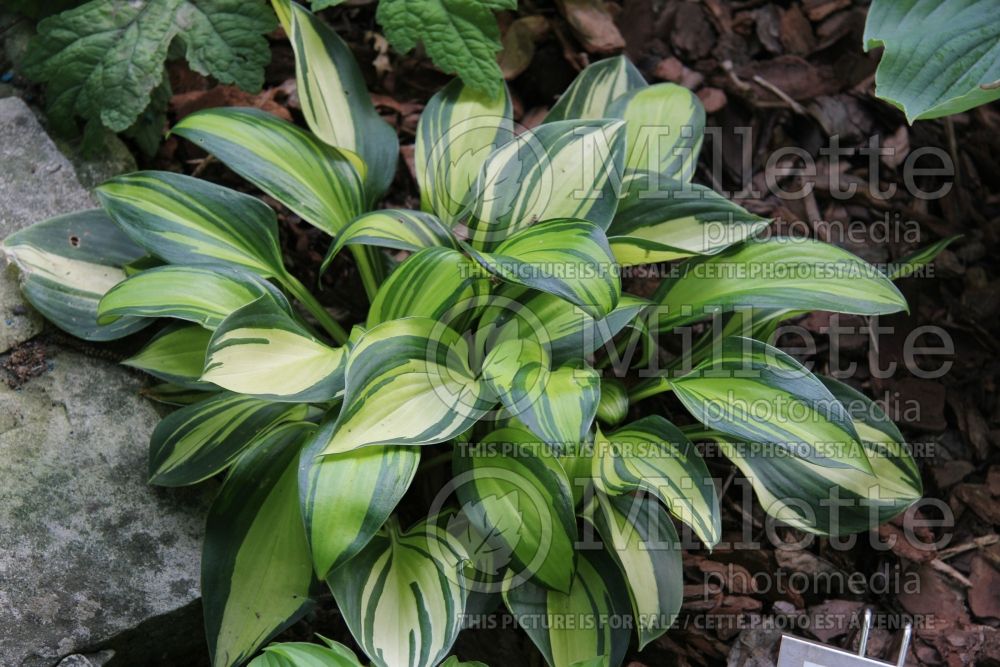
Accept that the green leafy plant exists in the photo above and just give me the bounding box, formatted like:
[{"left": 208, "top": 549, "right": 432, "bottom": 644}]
[
  {"left": 865, "top": 0, "right": 1000, "bottom": 122},
  {"left": 3, "top": 4, "right": 930, "bottom": 666}
]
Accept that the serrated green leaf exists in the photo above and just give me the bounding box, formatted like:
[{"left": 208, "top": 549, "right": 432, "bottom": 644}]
[
  {"left": 864, "top": 0, "right": 1000, "bottom": 121},
  {"left": 1, "top": 208, "right": 150, "bottom": 341},
  {"left": 149, "top": 392, "right": 308, "bottom": 486},
  {"left": 203, "top": 422, "right": 317, "bottom": 667},
  {"left": 377, "top": 0, "right": 514, "bottom": 95},
  {"left": 96, "top": 170, "right": 286, "bottom": 276},
  {"left": 454, "top": 427, "right": 578, "bottom": 592},
  {"left": 544, "top": 56, "right": 647, "bottom": 123},
  {"left": 328, "top": 518, "right": 469, "bottom": 667}
]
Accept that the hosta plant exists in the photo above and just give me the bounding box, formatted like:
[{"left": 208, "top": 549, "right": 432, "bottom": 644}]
[{"left": 3, "top": 3, "right": 927, "bottom": 666}]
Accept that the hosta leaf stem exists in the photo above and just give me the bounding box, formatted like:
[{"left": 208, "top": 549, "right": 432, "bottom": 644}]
[{"left": 276, "top": 269, "right": 348, "bottom": 344}]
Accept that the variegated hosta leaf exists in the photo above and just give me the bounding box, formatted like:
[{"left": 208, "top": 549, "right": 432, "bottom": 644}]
[
  {"left": 607, "top": 83, "right": 704, "bottom": 183},
  {"left": 204, "top": 297, "right": 346, "bottom": 402},
  {"left": 1, "top": 208, "right": 149, "bottom": 341},
  {"left": 124, "top": 324, "right": 213, "bottom": 388},
  {"left": 149, "top": 392, "right": 308, "bottom": 486},
  {"left": 672, "top": 337, "right": 872, "bottom": 473},
  {"left": 502, "top": 547, "right": 631, "bottom": 667},
  {"left": 440, "top": 658, "right": 490, "bottom": 667},
  {"left": 322, "top": 209, "right": 460, "bottom": 274},
  {"left": 595, "top": 378, "right": 628, "bottom": 426},
  {"left": 249, "top": 639, "right": 364, "bottom": 667},
  {"left": 416, "top": 77, "right": 514, "bottom": 222},
  {"left": 593, "top": 416, "right": 720, "bottom": 547},
  {"left": 608, "top": 176, "right": 769, "bottom": 266},
  {"left": 367, "top": 247, "right": 491, "bottom": 327},
  {"left": 453, "top": 427, "right": 578, "bottom": 592},
  {"left": 584, "top": 492, "right": 682, "bottom": 649},
  {"left": 464, "top": 120, "right": 627, "bottom": 249},
  {"left": 888, "top": 234, "right": 961, "bottom": 280},
  {"left": 544, "top": 55, "right": 647, "bottom": 123},
  {"left": 321, "top": 317, "right": 492, "bottom": 454},
  {"left": 143, "top": 383, "right": 219, "bottom": 407},
  {"left": 281, "top": 0, "right": 399, "bottom": 202},
  {"left": 203, "top": 422, "right": 317, "bottom": 667},
  {"left": 714, "top": 375, "right": 921, "bottom": 535},
  {"left": 475, "top": 286, "right": 649, "bottom": 366},
  {"left": 465, "top": 218, "right": 621, "bottom": 320},
  {"left": 98, "top": 265, "right": 286, "bottom": 329},
  {"left": 328, "top": 518, "right": 469, "bottom": 667},
  {"left": 96, "top": 170, "right": 285, "bottom": 276},
  {"left": 172, "top": 107, "right": 365, "bottom": 237},
  {"left": 653, "top": 238, "right": 908, "bottom": 331},
  {"left": 299, "top": 419, "right": 419, "bottom": 579}
]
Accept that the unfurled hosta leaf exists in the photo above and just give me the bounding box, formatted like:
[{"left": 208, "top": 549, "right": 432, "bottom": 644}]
[
  {"left": 323, "top": 210, "right": 459, "bottom": 273},
  {"left": 203, "top": 299, "right": 346, "bottom": 402},
  {"left": 124, "top": 324, "right": 213, "bottom": 387},
  {"left": 172, "top": 108, "right": 365, "bottom": 236},
  {"left": 1, "top": 208, "right": 149, "bottom": 341},
  {"left": 608, "top": 177, "right": 769, "bottom": 266},
  {"left": 149, "top": 392, "right": 308, "bottom": 486},
  {"left": 95, "top": 170, "right": 285, "bottom": 276},
  {"left": 454, "top": 427, "right": 578, "bottom": 592},
  {"left": 440, "top": 657, "right": 489, "bottom": 667},
  {"left": 280, "top": 0, "right": 399, "bottom": 201},
  {"left": 653, "top": 238, "right": 907, "bottom": 331},
  {"left": 464, "top": 121, "right": 627, "bottom": 249},
  {"left": 593, "top": 416, "right": 719, "bottom": 547},
  {"left": 607, "top": 83, "right": 704, "bottom": 183},
  {"left": 585, "top": 492, "right": 682, "bottom": 649},
  {"left": 328, "top": 518, "right": 469, "bottom": 667},
  {"left": 466, "top": 218, "right": 621, "bottom": 320},
  {"left": 368, "top": 247, "right": 491, "bottom": 327},
  {"left": 502, "top": 547, "right": 631, "bottom": 667},
  {"left": 476, "top": 287, "right": 649, "bottom": 366},
  {"left": 864, "top": 0, "right": 1000, "bottom": 122},
  {"left": 203, "top": 422, "right": 317, "bottom": 667},
  {"left": 249, "top": 639, "right": 364, "bottom": 667},
  {"left": 299, "top": 422, "right": 419, "bottom": 579},
  {"left": 98, "top": 265, "right": 284, "bottom": 329},
  {"left": 888, "top": 234, "right": 961, "bottom": 280},
  {"left": 713, "top": 376, "right": 921, "bottom": 535},
  {"left": 544, "top": 56, "right": 647, "bottom": 123},
  {"left": 416, "top": 78, "right": 513, "bottom": 222},
  {"left": 673, "top": 337, "right": 872, "bottom": 473},
  {"left": 322, "top": 317, "right": 492, "bottom": 454},
  {"left": 595, "top": 379, "right": 628, "bottom": 426}
]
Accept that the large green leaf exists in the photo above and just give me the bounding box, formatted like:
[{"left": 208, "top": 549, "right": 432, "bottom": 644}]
[
  {"left": 1, "top": 208, "right": 150, "bottom": 341},
  {"left": 96, "top": 170, "right": 285, "bottom": 276},
  {"left": 482, "top": 340, "right": 600, "bottom": 450},
  {"left": 328, "top": 518, "right": 469, "bottom": 667},
  {"left": 278, "top": 0, "right": 399, "bottom": 202},
  {"left": 367, "top": 247, "right": 491, "bottom": 327},
  {"left": 593, "top": 416, "right": 720, "bottom": 547},
  {"left": 124, "top": 323, "right": 213, "bottom": 388},
  {"left": 323, "top": 209, "right": 460, "bottom": 274},
  {"left": 299, "top": 420, "right": 419, "bottom": 579},
  {"left": 321, "top": 317, "right": 492, "bottom": 454},
  {"left": 864, "top": 0, "right": 1000, "bottom": 121},
  {"left": 465, "top": 218, "right": 622, "bottom": 320},
  {"left": 544, "top": 56, "right": 647, "bottom": 123},
  {"left": 502, "top": 547, "right": 631, "bottom": 667},
  {"left": 584, "top": 492, "right": 682, "bottom": 649},
  {"left": 713, "top": 376, "right": 921, "bottom": 534},
  {"left": 607, "top": 83, "right": 704, "bottom": 183},
  {"left": 608, "top": 176, "right": 769, "bottom": 266},
  {"left": 203, "top": 422, "right": 317, "bottom": 667},
  {"left": 653, "top": 238, "right": 908, "bottom": 331},
  {"left": 416, "top": 78, "right": 513, "bottom": 222},
  {"left": 454, "top": 427, "right": 578, "bottom": 592},
  {"left": 149, "top": 392, "right": 308, "bottom": 486},
  {"left": 172, "top": 107, "right": 365, "bottom": 236},
  {"left": 204, "top": 296, "right": 346, "bottom": 402},
  {"left": 97, "top": 265, "right": 284, "bottom": 329},
  {"left": 249, "top": 639, "right": 364, "bottom": 667},
  {"left": 464, "top": 121, "right": 626, "bottom": 249},
  {"left": 672, "top": 337, "right": 872, "bottom": 473}
]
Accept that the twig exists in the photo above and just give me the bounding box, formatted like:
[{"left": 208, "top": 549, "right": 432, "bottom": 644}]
[
  {"left": 751, "top": 74, "right": 806, "bottom": 114},
  {"left": 938, "top": 534, "right": 1000, "bottom": 560},
  {"left": 929, "top": 558, "right": 973, "bottom": 587}
]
